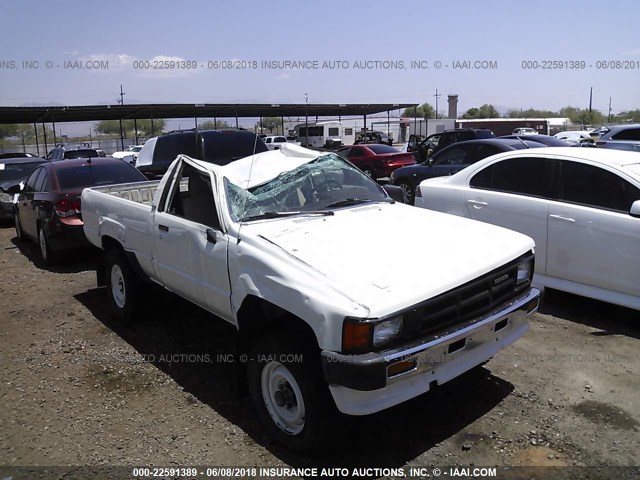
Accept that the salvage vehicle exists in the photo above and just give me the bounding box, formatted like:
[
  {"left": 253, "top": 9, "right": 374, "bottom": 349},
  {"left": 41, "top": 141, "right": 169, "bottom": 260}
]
[
  {"left": 0, "top": 156, "right": 48, "bottom": 221},
  {"left": 134, "top": 129, "right": 268, "bottom": 178},
  {"left": 11, "top": 157, "right": 147, "bottom": 264},
  {"left": 414, "top": 148, "right": 640, "bottom": 310},
  {"left": 81, "top": 143, "right": 540, "bottom": 451},
  {"left": 336, "top": 144, "right": 416, "bottom": 179}
]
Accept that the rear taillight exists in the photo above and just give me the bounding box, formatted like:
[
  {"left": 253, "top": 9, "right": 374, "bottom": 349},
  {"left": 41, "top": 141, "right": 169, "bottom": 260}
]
[{"left": 54, "top": 199, "right": 81, "bottom": 217}]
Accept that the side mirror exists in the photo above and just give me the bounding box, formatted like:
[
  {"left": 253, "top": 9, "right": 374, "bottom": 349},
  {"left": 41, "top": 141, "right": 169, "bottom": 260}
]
[
  {"left": 6, "top": 183, "right": 23, "bottom": 195},
  {"left": 630, "top": 200, "right": 640, "bottom": 218},
  {"left": 206, "top": 228, "right": 217, "bottom": 244}
]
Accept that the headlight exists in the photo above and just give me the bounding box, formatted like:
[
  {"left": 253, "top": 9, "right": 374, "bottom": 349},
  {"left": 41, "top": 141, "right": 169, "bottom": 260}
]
[
  {"left": 373, "top": 316, "right": 403, "bottom": 347},
  {"left": 342, "top": 315, "right": 404, "bottom": 353},
  {"left": 0, "top": 193, "right": 12, "bottom": 203},
  {"left": 516, "top": 260, "right": 533, "bottom": 285}
]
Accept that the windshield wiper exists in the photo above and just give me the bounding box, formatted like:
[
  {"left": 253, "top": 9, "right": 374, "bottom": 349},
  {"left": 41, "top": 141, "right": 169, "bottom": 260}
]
[
  {"left": 240, "top": 210, "right": 334, "bottom": 222},
  {"left": 324, "top": 198, "right": 391, "bottom": 208}
]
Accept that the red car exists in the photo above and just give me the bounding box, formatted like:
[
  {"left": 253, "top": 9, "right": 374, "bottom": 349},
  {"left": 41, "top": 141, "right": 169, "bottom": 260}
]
[
  {"left": 336, "top": 144, "right": 416, "bottom": 179},
  {"left": 11, "top": 157, "right": 147, "bottom": 264}
]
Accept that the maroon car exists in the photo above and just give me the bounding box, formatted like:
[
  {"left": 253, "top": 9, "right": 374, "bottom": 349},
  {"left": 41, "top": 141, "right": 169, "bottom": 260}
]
[
  {"left": 11, "top": 157, "right": 147, "bottom": 264},
  {"left": 336, "top": 144, "right": 416, "bottom": 179}
]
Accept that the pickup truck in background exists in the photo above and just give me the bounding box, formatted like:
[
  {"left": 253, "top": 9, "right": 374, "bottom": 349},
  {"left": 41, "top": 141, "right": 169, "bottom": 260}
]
[
  {"left": 81, "top": 143, "right": 540, "bottom": 451},
  {"left": 134, "top": 129, "right": 268, "bottom": 177},
  {"left": 263, "top": 135, "right": 301, "bottom": 150}
]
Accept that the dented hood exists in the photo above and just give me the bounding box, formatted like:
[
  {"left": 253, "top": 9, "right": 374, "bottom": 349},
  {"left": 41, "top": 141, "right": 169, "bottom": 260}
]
[{"left": 250, "top": 202, "right": 535, "bottom": 317}]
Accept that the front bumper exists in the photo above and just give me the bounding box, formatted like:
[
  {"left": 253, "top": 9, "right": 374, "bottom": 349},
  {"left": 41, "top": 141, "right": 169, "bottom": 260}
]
[{"left": 321, "top": 288, "right": 539, "bottom": 415}]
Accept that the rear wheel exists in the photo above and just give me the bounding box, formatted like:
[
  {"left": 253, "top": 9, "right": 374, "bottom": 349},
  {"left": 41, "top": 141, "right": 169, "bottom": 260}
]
[
  {"left": 398, "top": 181, "right": 415, "bottom": 205},
  {"left": 38, "top": 225, "right": 56, "bottom": 265},
  {"left": 105, "top": 248, "right": 143, "bottom": 323},
  {"left": 362, "top": 167, "right": 376, "bottom": 179},
  {"left": 247, "top": 330, "right": 345, "bottom": 452}
]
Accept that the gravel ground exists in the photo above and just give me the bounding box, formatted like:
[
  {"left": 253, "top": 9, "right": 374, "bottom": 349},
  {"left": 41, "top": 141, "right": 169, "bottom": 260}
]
[{"left": 0, "top": 223, "right": 638, "bottom": 477}]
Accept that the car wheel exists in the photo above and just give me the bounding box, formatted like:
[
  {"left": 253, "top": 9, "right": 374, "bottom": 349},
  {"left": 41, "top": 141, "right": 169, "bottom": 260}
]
[
  {"left": 247, "top": 330, "right": 345, "bottom": 452},
  {"left": 38, "top": 225, "right": 56, "bottom": 265},
  {"left": 363, "top": 167, "right": 376, "bottom": 179},
  {"left": 398, "top": 181, "right": 415, "bottom": 205},
  {"left": 105, "top": 248, "right": 143, "bottom": 323},
  {"left": 14, "top": 211, "right": 23, "bottom": 242}
]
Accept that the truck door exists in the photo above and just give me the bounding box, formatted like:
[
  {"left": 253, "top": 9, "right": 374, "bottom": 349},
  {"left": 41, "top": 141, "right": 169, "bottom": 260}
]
[{"left": 152, "top": 158, "right": 233, "bottom": 320}]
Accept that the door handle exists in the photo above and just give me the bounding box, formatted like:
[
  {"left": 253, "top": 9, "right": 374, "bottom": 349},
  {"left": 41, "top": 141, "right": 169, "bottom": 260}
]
[
  {"left": 158, "top": 224, "right": 169, "bottom": 232},
  {"left": 549, "top": 214, "right": 575, "bottom": 223},
  {"left": 467, "top": 199, "right": 488, "bottom": 208}
]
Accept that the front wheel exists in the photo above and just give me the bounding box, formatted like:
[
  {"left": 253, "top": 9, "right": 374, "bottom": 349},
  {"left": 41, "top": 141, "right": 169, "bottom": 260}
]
[
  {"left": 362, "top": 167, "right": 376, "bottom": 179},
  {"left": 398, "top": 181, "right": 415, "bottom": 205},
  {"left": 247, "top": 330, "right": 345, "bottom": 452},
  {"left": 104, "top": 249, "right": 143, "bottom": 323}
]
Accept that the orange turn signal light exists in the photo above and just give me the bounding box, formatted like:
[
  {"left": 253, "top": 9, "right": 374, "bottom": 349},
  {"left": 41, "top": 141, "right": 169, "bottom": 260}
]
[
  {"left": 388, "top": 358, "right": 417, "bottom": 378},
  {"left": 342, "top": 321, "right": 373, "bottom": 354}
]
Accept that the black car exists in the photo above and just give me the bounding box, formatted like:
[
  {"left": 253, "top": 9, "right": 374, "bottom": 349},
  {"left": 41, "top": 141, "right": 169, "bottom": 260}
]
[
  {"left": 390, "top": 138, "right": 545, "bottom": 204},
  {"left": 414, "top": 128, "right": 495, "bottom": 161},
  {"left": 0, "top": 152, "right": 39, "bottom": 159},
  {"left": 47, "top": 143, "right": 100, "bottom": 161},
  {"left": 595, "top": 124, "right": 640, "bottom": 152},
  {"left": 11, "top": 158, "right": 146, "bottom": 264},
  {"left": 0, "top": 156, "right": 48, "bottom": 221},
  {"left": 135, "top": 129, "right": 268, "bottom": 177},
  {"left": 500, "top": 134, "right": 576, "bottom": 147}
]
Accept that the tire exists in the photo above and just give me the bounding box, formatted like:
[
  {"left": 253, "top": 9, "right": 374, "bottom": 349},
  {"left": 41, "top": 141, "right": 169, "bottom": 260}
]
[
  {"left": 14, "top": 211, "right": 23, "bottom": 242},
  {"left": 38, "top": 225, "right": 56, "bottom": 265},
  {"left": 398, "top": 181, "right": 415, "bottom": 205},
  {"left": 104, "top": 248, "right": 143, "bottom": 323},
  {"left": 247, "top": 329, "right": 345, "bottom": 452},
  {"left": 363, "top": 167, "right": 376, "bottom": 179}
]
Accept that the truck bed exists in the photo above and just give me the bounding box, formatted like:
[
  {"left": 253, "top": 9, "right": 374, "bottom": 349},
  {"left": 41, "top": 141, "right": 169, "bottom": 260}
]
[{"left": 89, "top": 180, "right": 161, "bottom": 205}]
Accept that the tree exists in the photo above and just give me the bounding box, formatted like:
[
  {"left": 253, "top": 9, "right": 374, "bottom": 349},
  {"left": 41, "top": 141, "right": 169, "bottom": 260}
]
[
  {"left": 95, "top": 119, "right": 166, "bottom": 137},
  {"left": 402, "top": 103, "right": 435, "bottom": 120},
  {"left": 256, "top": 116, "right": 282, "bottom": 133},
  {"left": 507, "top": 108, "right": 557, "bottom": 118},
  {"left": 461, "top": 104, "right": 500, "bottom": 119},
  {"left": 197, "top": 119, "right": 231, "bottom": 130},
  {"left": 0, "top": 124, "right": 18, "bottom": 141},
  {"left": 461, "top": 107, "right": 480, "bottom": 119}
]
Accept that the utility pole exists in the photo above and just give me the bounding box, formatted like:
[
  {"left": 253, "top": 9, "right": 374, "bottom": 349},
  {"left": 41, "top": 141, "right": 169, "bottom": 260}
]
[
  {"left": 588, "top": 86, "right": 593, "bottom": 127},
  {"left": 608, "top": 97, "right": 612, "bottom": 123},
  {"left": 117, "top": 84, "right": 126, "bottom": 150},
  {"left": 304, "top": 93, "right": 309, "bottom": 147},
  {"left": 434, "top": 89, "right": 441, "bottom": 119}
]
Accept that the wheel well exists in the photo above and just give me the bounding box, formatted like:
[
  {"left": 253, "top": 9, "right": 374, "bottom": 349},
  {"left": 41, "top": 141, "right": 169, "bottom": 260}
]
[
  {"left": 98, "top": 236, "right": 151, "bottom": 286},
  {"left": 234, "top": 295, "right": 320, "bottom": 394}
]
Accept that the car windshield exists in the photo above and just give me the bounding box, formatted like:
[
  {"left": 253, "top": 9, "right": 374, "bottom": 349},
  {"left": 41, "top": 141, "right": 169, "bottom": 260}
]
[
  {"left": 0, "top": 161, "right": 45, "bottom": 184},
  {"left": 56, "top": 162, "right": 145, "bottom": 189},
  {"left": 225, "top": 153, "right": 390, "bottom": 221},
  {"left": 368, "top": 145, "right": 398, "bottom": 154}
]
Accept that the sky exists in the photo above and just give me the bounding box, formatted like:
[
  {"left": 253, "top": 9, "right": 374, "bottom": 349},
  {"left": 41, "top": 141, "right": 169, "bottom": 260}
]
[{"left": 1, "top": 0, "right": 639, "bottom": 133}]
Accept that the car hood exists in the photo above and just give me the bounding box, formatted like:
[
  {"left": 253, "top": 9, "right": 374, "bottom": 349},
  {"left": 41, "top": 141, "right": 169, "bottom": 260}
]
[{"left": 247, "top": 202, "right": 535, "bottom": 317}]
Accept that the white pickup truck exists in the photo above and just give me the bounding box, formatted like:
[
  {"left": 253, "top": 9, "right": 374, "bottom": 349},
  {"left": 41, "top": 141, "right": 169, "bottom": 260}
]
[
  {"left": 263, "top": 135, "right": 300, "bottom": 150},
  {"left": 81, "top": 144, "right": 540, "bottom": 451}
]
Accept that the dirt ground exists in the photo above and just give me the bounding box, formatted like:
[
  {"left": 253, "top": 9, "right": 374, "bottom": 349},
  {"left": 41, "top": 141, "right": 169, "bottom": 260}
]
[{"left": 0, "top": 223, "right": 638, "bottom": 476}]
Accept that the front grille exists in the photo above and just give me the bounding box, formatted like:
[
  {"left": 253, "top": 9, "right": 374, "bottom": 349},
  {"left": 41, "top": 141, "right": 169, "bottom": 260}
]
[{"left": 400, "top": 253, "right": 533, "bottom": 340}]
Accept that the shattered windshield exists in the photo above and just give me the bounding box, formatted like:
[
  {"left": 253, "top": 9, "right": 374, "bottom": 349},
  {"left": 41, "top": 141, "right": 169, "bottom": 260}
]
[{"left": 225, "top": 153, "right": 390, "bottom": 222}]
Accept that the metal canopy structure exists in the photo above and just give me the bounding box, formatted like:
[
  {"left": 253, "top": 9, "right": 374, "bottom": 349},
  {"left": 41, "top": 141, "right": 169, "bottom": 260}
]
[{"left": 0, "top": 103, "right": 416, "bottom": 124}]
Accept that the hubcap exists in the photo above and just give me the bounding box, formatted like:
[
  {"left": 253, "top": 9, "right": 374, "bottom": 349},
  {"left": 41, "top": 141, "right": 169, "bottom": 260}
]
[
  {"left": 110, "top": 264, "right": 126, "bottom": 309},
  {"left": 39, "top": 229, "right": 47, "bottom": 260},
  {"left": 261, "top": 361, "right": 305, "bottom": 435},
  {"left": 400, "top": 183, "right": 413, "bottom": 204}
]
